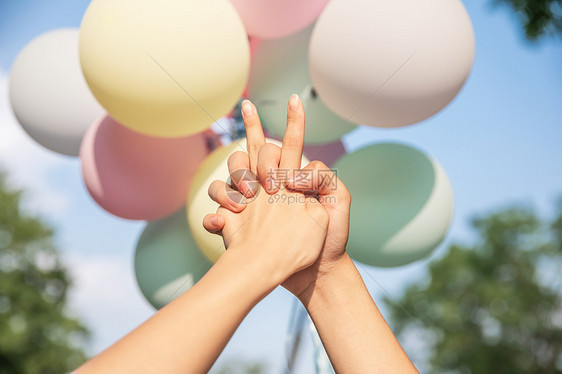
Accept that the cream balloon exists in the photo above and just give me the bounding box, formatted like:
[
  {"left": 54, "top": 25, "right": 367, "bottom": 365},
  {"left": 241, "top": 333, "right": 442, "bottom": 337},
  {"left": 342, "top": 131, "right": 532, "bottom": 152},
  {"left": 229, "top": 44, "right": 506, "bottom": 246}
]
[
  {"left": 9, "top": 29, "right": 104, "bottom": 156},
  {"left": 333, "top": 143, "right": 454, "bottom": 267},
  {"left": 79, "top": 0, "right": 249, "bottom": 138},
  {"left": 309, "top": 0, "right": 475, "bottom": 127},
  {"left": 187, "top": 139, "right": 309, "bottom": 262}
]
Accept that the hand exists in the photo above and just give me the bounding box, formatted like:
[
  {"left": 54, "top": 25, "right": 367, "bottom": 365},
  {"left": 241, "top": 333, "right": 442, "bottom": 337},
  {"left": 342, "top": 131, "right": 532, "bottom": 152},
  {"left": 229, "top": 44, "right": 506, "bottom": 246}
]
[
  {"left": 203, "top": 95, "right": 351, "bottom": 303},
  {"left": 202, "top": 95, "right": 330, "bottom": 283},
  {"left": 205, "top": 179, "right": 329, "bottom": 284}
]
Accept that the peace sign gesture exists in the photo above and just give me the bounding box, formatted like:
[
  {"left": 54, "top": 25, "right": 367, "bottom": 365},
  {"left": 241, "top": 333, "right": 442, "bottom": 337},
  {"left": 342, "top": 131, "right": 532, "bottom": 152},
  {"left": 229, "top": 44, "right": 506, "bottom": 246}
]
[{"left": 203, "top": 94, "right": 351, "bottom": 300}]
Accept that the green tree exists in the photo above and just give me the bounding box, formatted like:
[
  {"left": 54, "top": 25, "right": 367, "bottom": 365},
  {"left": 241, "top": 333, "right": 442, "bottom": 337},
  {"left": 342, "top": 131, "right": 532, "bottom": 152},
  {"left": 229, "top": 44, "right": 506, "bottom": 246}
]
[
  {"left": 0, "top": 171, "right": 89, "bottom": 374},
  {"left": 496, "top": 0, "right": 562, "bottom": 39},
  {"left": 387, "top": 202, "right": 562, "bottom": 373}
]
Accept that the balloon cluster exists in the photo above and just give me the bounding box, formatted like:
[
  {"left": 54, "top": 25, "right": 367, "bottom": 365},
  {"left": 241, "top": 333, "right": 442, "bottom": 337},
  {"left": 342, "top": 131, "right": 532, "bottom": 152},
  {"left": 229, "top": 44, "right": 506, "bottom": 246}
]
[{"left": 8, "top": 0, "right": 474, "bottom": 309}]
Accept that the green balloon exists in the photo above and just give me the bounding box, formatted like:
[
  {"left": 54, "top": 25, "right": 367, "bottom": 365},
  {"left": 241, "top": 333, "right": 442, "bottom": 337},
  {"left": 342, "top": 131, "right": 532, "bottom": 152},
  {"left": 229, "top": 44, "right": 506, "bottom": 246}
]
[
  {"left": 249, "top": 24, "right": 356, "bottom": 144},
  {"left": 333, "top": 143, "right": 454, "bottom": 267},
  {"left": 134, "top": 208, "right": 213, "bottom": 309}
]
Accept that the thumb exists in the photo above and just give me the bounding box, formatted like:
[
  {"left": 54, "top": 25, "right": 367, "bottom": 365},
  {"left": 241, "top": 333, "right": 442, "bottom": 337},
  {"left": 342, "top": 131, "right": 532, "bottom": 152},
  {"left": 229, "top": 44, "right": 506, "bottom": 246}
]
[{"left": 203, "top": 213, "right": 225, "bottom": 234}]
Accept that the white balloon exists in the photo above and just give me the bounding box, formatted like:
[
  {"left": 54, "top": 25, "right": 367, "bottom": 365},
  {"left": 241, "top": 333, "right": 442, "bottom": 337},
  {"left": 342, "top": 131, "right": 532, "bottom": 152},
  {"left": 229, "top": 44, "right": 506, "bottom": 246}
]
[
  {"left": 309, "top": 0, "right": 475, "bottom": 127},
  {"left": 9, "top": 29, "right": 104, "bottom": 156},
  {"left": 248, "top": 24, "right": 356, "bottom": 144},
  {"left": 187, "top": 138, "right": 309, "bottom": 263}
]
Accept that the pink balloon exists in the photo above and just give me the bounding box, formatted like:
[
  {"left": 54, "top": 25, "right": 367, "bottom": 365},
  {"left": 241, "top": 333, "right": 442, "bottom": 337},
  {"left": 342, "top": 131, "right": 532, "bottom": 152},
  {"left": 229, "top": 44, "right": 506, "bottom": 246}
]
[
  {"left": 249, "top": 37, "right": 262, "bottom": 56},
  {"left": 81, "top": 115, "right": 212, "bottom": 221},
  {"left": 303, "top": 140, "right": 346, "bottom": 167},
  {"left": 230, "top": 0, "right": 329, "bottom": 39}
]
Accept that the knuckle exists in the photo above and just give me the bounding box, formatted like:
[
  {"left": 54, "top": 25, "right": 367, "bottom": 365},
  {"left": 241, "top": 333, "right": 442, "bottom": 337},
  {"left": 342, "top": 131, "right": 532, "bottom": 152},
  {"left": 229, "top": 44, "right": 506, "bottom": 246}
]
[
  {"left": 257, "top": 146, "right": 279, "bottom": 171},
  {"left": 309, "top": 160, "right": 328, "bottom": 171},
  {"left": 228, "top": 151, "right": 247, "bottom": 166},
  {"left": 313, "top": 205, "right": 329, "bottom": 223},
  {"left": 258, "top": 143, "right": 281, "bottom": 157},
  {"left": 257, "top": 165, "right": 273, "bottom": 182},
  {"left": 207, "top": 180, "right": 222, "bottom": 197},
  {"left": 282, "top": 136, "right": 301, "bottom": 150},
  {"left": 338, "top": 185, "right": 351, "bottom": 204},
  {"left": 248, "top": 143, "right": 261, "bottom": 155}
]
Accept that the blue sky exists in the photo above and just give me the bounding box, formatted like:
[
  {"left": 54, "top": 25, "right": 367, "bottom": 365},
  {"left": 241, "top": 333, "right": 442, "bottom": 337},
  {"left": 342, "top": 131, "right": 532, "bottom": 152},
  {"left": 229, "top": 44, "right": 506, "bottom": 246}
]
[{"left": 0, "top": 0, "right": 561, "bottom": 372}]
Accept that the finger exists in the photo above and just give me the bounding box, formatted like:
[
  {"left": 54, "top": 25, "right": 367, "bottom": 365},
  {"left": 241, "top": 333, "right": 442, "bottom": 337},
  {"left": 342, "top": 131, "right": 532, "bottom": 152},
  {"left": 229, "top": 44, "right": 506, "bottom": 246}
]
[
  {"left": 257, "top": 143, "right": 282, "bottom": 194},
  {"left": 227, "top": 151, "right": 250, "bottom": 176},
  {"left": 241, "top": 99, "right": 266, "bottom": 173},
  {"left": 280, "top": 94, "right": 305, "bottom": 172},
  {"left": 203, "top": 213, "right": 225, "bottom": 234},
  {"left": 287, "top": 160, "right": 346, "bottom": 198},
  {"left": 304, "top": 196, "right": 330, "bottom": 227},
  {"left": 208, "top": 180, "right": 247, "bottom": 212},
  {"left": 227, "top": 151, "right": 256, "bottom": 198}
]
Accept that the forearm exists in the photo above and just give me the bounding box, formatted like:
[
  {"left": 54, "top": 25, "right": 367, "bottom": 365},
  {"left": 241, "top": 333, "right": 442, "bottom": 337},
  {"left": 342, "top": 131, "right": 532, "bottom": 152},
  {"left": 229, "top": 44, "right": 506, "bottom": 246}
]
[
  {"left": 77, "top": 247, "right": 280, "bottom": 374},
  {"left": 302, "top": 253, "right": 418, "bottom": 374}
]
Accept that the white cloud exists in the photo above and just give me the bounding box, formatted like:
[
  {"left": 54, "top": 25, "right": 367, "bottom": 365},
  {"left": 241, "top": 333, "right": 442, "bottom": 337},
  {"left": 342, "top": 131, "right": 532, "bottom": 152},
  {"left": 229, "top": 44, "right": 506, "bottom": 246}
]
[
  {"left": 0, "top": 71, "right": 70, "bottom": 217},
  {"left": 0, "top": 69, "right": 150, "bottom": 357},
  {"left": 64, "top": 252, "right": 155, "bottom": 356}
]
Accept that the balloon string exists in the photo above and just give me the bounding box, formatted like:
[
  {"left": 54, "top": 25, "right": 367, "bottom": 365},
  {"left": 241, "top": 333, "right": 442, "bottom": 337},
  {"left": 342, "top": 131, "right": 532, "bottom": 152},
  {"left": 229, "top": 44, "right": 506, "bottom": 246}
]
[
  {"left": 299, "top": 84, "right": 314, "bottom": 106},
  {"left": 283, "top": 300, "right": 307, "bottom": 374},
  {"left": 309, "top": 317, "right": 335, "bottom": 374}
]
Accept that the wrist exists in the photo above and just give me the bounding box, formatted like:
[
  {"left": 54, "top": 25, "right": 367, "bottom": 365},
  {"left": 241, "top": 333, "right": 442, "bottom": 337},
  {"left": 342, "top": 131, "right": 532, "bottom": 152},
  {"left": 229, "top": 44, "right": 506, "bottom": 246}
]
[
  {"left": 220, "top": 243, "right": 287, "bottom": 291},
  {"left": 297, "top": 252, "right": 357, "bottom": 307}
]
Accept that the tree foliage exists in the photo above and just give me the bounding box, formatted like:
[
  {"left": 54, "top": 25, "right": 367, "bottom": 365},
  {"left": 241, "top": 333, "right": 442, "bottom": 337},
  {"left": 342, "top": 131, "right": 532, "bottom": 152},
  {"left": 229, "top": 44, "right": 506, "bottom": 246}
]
[
  {"left": 0, "top": 172, "right": 89, "bottom": 374},
  {"left": 497, "top": 0, "right": 562, "bottom": 39},
  {"left": 387, "top": 202, "right": 562, "bottom": 373}
]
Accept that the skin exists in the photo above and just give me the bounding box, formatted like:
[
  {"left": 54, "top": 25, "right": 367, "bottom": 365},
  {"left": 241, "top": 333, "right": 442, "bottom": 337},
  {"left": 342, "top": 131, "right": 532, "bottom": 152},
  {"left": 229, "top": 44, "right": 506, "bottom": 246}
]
[
  {"left": 205, "top": 95, "right": 419, "bottom": 374},
  {"left": 75, "top": 99, "right": 329, "bottom": 373},
  {"left": 76, "top": 94, "right": 417, "bottom": 373}
]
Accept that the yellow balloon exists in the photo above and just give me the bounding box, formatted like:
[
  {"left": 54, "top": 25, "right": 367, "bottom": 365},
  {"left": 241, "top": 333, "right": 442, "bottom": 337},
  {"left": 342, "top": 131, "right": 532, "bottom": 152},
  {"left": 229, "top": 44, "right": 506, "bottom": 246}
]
[
  {"left": 187, "top": 139, "right": 309, "bottom": 262},
  {"left": 79, "top": 0, "right": 249, "bottom": 138}
]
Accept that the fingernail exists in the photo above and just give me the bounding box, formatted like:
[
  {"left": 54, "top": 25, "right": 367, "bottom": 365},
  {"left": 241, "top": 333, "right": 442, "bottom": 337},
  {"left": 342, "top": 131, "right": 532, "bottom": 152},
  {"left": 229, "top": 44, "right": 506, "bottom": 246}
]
[
  {"left": 227, "top": 187, "right": 246, "bottom": 204},
  {"left": 240, "top": 180, "right": 254, "bottom": 198},
  {"left": 241, "top": 100, "right": 254, "bottom": 117},
  {"left": 229, "top": 192, "right": 246, "bottom": 205},
  {"left": 289, "top": 94, "right": 300, "bottom": 110},
  {"left": 210, "top": 216, "right": 219, "bottom": 226}
]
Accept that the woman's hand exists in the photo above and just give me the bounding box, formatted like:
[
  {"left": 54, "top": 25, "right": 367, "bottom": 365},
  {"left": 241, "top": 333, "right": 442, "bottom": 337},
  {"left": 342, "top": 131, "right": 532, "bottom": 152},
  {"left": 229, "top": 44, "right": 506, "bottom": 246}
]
[
  {"left": 203, "top": 95, "right": 351, "bottom": 303},
  {"left": 202, "top": 94, "right": 330, "bottom": 284},
  {"left": 204, "top": 96, "right": 417, "bottom": 374},
  {"left": 205, "top": 177, "right": 329, "bottom": 284},
  {"left": 75, "top": 95, "right": 330, "bottom": 374},
  {"left": 77, "top": 95, "right": 415, "bottom": 374}
]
